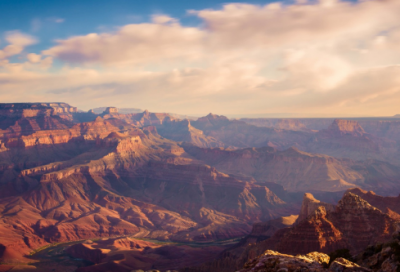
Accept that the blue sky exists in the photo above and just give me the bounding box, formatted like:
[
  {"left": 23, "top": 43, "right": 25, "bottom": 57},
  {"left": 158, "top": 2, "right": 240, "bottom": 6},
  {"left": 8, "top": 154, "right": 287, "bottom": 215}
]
[
  {"left": 0, "top": 0, "right": 278, "bottom": 53},
  {"left": 0, "top": 0, "right": 359, "bottom": 55}
]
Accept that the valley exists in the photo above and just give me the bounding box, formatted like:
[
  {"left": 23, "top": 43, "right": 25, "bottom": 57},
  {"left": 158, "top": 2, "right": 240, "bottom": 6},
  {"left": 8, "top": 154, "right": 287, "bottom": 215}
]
[{"left": 0, "top": 103, "right": 399, "bottom": 271}]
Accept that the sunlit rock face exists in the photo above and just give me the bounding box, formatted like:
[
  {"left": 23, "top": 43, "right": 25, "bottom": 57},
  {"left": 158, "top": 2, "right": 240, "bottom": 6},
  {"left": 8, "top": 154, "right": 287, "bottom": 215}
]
[{"left": 260, "top": 192, "right": 398, "bottom": 256}]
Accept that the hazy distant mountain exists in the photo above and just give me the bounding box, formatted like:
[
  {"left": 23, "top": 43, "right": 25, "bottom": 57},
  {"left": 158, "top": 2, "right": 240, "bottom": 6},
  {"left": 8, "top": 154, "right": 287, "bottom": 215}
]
[{"left": 91, "top": 107, "right": 143, "bottom": 114}]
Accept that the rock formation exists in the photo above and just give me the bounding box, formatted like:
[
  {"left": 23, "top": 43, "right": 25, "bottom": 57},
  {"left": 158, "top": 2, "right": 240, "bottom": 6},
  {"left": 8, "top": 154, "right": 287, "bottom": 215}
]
[
  {"left": 261, "top": 192, "right": 399, "bottom": 255},
  {"left": 295, "top": 193, "right": 335, "bottom": 223},
  {"left": 182, "top": 144, "right": 400, "bottom": 194},
  {"left": 326, "top": 119, "right": 366, "bottom": 137},
  {"left": 238, "top": 250, "right": 371, "bottom": 272},
  {"left": 239, "top": 226, "right": 400, "bottom": 272},
  {"left": 103, "top": 107, "right": 118, "bottom": 114},
  {"left": 1, "top": 103, "right": 400, "bottom": 271},
  {"left": 0, "top": 111, "right": 297, "bottom": 264}
]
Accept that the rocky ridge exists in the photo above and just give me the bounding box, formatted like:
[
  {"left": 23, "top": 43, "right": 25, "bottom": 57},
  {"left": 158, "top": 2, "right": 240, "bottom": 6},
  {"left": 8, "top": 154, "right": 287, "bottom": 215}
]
[{"left": 239, "top": 250, "right": 370, "bottom": 272}]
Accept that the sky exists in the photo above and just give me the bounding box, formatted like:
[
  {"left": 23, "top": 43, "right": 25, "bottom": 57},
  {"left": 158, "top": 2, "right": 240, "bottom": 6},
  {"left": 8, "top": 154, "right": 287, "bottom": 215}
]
[{"left": 0, "top": 0, "right": 399, "bottom": 117}]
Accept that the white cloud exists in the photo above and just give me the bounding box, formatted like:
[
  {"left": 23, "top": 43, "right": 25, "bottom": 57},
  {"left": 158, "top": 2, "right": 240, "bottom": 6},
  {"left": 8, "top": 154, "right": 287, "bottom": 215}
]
[
  {"left": 0, "top": 31, "right": 37, "bottom": 59},
  {"left": 27, "top": 53, "right": 41, "bottom": 63},
  {"left": 5, "top": 31, "right": 37, "bottom": 47},
  {"left": 43, "top": 22, "right": 205, "bottom": 67},
  {"left": 1, "top": 0, "right": 400, "bottom": 116}
]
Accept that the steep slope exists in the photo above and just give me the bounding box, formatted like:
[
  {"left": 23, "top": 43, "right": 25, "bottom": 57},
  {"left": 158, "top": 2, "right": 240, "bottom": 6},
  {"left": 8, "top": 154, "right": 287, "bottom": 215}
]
[
  {"left": 192, "top": 115, "right": 399, "bottom": 163},
  {"left": 262, "top": 192, "right": 398, "bottom": 255},
  {"left": 309, "top": 119, "right": 397, "bottom": 161},
  {"left": 182, "top": 144, "right": 400, "bottom": 194},
  {"left": 191, "top": 113, "right": 311, "bottom": 150},
  {"left": 347, "top": 188, "right": 400, "bottom": 215},
  {"left": 0, "top": 117, "right": 295, "bottom": 264},
  {"left": 157, "top": 118, "right": 224, "bottom": 148},
  {"left": 295, "top": 193, "right": 335, "bottom": 223}
]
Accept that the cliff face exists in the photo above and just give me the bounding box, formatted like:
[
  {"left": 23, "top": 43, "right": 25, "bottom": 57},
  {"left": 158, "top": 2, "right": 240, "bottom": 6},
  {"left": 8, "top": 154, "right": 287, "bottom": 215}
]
[
  {"left": 157, "top": 118, "right": 225, "bottom": 148},
  {"left": 189, "top": 115, "right": 399, "bottom": 162},
  {"left": 327, "top": 119, "right": 366, "bottom": 137},
  {"left": 240, "top": 227, "right": 400, "bottom": 272},
  {"left": 1, "top": 105, "right": 400, "bottom": 270},
  {"left": 183, "top": 144, "right": 400, "bottom": 194},
  {"left": 263, "top": 192, "right": 399, "bottom": 255},
  {"left": 348, "top": 188, "right": 400, "bottom": 215},
  {"left": 276, "top": 206, "right": 347, "bottom": 255},
  {"left": 295, "top": 193, "right": 336, "bottom": 224},
  {"left": 0, "top": 104, "right": 53, "bottom": 118},
  {"left": 0, "top": 114, "right": 298, "bottom": 264},
  {"left": 0, "top": 103, "right": 77, "bottom": 118}
]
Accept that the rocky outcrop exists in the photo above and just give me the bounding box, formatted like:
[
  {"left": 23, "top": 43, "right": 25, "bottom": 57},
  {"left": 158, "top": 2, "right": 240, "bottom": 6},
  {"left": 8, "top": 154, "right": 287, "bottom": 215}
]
[
  {"left": 239, "top": 250, "right": 372, "bottom": 272},
  {"left": 262, "top": 192, "right": 399, "bottom": 255},
  {"left": 275, "top": 206, "right": 347, "bottom": 255},
  {"left": 103, "top": 107, "right": 118, "bottom": 114},
  {"left": 239, "top": 228, "right": 400, "bottom": 272},
  {"left": 327, "top": 120, "right": 366, "bottom": 137},
  {"left": 239, "top": 250, "right": 331, "bottom": 272},
  {"left": 295, "top": 193, "right": 335, "bottom": 224},
  {"left": 347, "top": 188, "right": 400, "bottom": 215},
  {"left": 0, "top": 103, "right": 54, "bottom": 118}
]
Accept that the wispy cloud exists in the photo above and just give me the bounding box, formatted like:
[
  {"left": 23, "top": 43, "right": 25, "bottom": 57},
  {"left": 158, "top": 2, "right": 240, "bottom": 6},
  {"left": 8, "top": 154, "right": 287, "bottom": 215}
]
[{"left": 47, "top": 17, "right": 65, "bottom": 23}]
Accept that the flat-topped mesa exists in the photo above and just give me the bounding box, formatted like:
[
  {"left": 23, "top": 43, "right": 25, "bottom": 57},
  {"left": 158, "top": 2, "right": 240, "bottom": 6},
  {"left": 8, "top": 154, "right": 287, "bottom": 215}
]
[
  {"left": 327, "top": 119, "right": 366, "bottom": 136},
  {"left": 0, "top": 103, "right": 77, "bottom": 118},
  {"left": 295, "top": 193, "right": 335, "bottom": 224},
  {"left": 42, "top": 103, "right": 78, "bottom": 114},
  {"left": 103, "top": 107, "right": 118, "bottom": 114},
  {"left": 0, "top": 103, "right": 53, "bottom": 118}
]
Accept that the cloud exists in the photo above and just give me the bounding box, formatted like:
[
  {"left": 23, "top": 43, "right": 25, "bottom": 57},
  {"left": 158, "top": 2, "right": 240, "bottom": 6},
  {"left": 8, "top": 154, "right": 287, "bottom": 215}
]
[
  {"left": 0, "top": 31, "right": 37, "bottom": 59},
  {"left": 43, "top": 22, "right": 205, "bottom": 66},
  {"left": 27, "top": 53, "right": 41, "bottom": 63},
  {"left": 47, "top": 17, "right": 65, "bottom": 23},
  {"left": 5, "top": 31, "right": 37, "bottom": 47},
  {"left": 1, "top": 0, "right": 400, "bottom": 116},
  {"left": 193, "top": 0, "right": 400, "bottom": 48}
]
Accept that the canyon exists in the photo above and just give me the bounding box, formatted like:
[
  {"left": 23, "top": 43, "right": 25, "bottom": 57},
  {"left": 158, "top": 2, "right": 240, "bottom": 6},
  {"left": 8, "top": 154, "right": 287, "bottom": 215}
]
[{"left": 0, "top": 103, "right": 399, "bottom": 271}]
